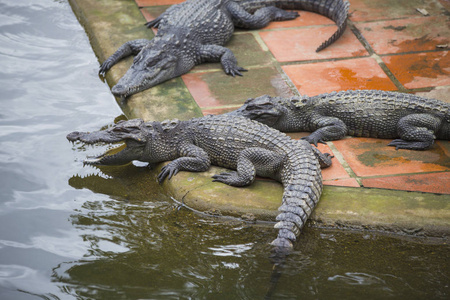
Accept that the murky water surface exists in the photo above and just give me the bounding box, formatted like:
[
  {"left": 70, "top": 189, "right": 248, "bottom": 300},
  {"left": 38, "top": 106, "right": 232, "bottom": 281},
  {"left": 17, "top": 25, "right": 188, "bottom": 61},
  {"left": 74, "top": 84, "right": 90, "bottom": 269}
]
[{"left": 0, "top": 0, "right": 448, "bottom": 299}]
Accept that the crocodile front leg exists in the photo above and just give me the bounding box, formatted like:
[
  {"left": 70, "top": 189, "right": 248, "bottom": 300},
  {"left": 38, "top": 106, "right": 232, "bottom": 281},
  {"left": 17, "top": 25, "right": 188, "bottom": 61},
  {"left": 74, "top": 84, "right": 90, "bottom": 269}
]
[
  {"left": 157, "top": 143, "right": 211, "bottom": 183},
  {"left": 388, "top": 113, "right": 442, "bottom": 150},
  {"left": 212, "top": 147, "right": 285, "bottom": 186},
  {"left": 302, "top": 115, "right": 348, "bottom": 146},
  {"left": 99, "top": 39, "right": 152, "bottom": 76},
  {"left": 198, "top": 44, "right": 247, "bottom": 77},
  {"left": 226, "top": 2, "right": 299, "bottom": 29}
]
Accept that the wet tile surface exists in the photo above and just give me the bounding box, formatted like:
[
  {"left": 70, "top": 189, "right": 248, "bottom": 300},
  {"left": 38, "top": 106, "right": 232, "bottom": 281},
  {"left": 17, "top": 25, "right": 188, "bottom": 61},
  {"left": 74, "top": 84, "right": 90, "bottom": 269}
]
[
  {"left": 282, "top": 58, "right": 398, "bottom": 96},
  {"left": 357, "top": 17, "right": 450, "bottom": 54},
  {"left": 260, "top": 26, "right": 368, "bottom": 62},
  {"left": 182, "top": 66, "right": 295, "bottom": 109},
  {"left": 362, "top": 172, "right": 450, "bottom": 194},
  {"left": 332, "top": 138, "right": 450, "bottom": 177},
  {"left": 382, "top": 51, "right": 450, "bottom": 89},
  {"left": 349, "top": 0, "right": 445, "bottom": 22}
]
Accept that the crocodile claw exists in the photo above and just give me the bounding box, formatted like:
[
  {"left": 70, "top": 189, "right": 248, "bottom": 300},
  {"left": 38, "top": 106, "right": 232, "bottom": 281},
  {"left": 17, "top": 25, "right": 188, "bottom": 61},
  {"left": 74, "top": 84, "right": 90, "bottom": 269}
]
[
  {"left": 301, "top": 135, "right": 326, "bottom": 147},
  {"left": 157, "top": 164, "right": 180, "bottom": 183},
  {"left": 225, "top": 66, "right": 247, "bottom": 77}
]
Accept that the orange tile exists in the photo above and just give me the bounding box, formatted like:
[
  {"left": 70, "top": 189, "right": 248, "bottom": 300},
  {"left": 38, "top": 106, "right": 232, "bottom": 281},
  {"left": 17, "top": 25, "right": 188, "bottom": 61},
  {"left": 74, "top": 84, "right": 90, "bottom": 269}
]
[
  {"left": 316, "top": 143, "right": 352, "bottom": 181},
  {"left": 136, "top": 0, "right": 183, "bottom": 7},
  {"left": 324, "top": 178, "right": 360, "bottom": 187},
  {"left": 282, "top": 57, "right": 398, "bottom": 96},
  {"left": 349, "top": 0, "right": 444, "bottom": 22},
  {"left": 263, "top": 11, "right": 334, "bottom": 29},
  {"left": 382, "top": 51, "right": 450, "bottom": 89},
  {"left": 361, "top": 172, "right": 450, "bottom": 194},
  {"left": 357, "top": 17, "right": 450, "bottom": 55},
  {"left": 182, "top": 66, "right": 295, "bottom": 108},
  {"left": 332, "top": 138, "right": 450, "bottom": 177},
  {"left": 259, "top": 26, "right": 367, "bottom": 62}
]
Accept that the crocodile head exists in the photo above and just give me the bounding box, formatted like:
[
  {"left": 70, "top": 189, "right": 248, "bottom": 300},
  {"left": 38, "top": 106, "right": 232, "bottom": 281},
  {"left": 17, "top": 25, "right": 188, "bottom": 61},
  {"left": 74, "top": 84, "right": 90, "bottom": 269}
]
[
  {"left": 228, "top": 95, "right": 285, "bottom": 127},
  {"left": 67, "top": 119, "right": 150, "bottom": 166},
  {"left": 111, "top": 47, "right": 180, "bottom": 98}
]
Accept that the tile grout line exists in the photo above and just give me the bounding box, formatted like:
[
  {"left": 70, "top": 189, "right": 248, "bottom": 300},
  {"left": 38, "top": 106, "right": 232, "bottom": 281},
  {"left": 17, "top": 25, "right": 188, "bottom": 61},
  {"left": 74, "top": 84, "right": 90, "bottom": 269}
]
[
  {"left": 326, "top": 141, "right": 363, "bottom": 187},
  {"left": 347, "top": 19, "right": 407, "bottom": 92}
]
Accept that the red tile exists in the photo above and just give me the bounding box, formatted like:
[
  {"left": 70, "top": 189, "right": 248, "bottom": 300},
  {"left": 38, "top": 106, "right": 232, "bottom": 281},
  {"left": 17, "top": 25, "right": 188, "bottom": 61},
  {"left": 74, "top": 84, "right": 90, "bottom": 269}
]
[
  {"left": 382, "top": 51, "right": 450, "bottom": 89},
  {"left": 349, "top": 0, "right": 444, "bottom": 22},
  {"left": 259, "top": 26, "right": 367, "bottom": 62},
  {"left": 316, "top": 143, "right": 352, "bottom": 181},
  {"left": 332, "top": 138, "right": 450, "bottom": 177},
  {"left": 282, "top": 57, "right": 397, "bottom": 96},
  {"left": 136, "top": 0, "right": 183, "bottom": 6},
  {"left": 263, "top": 11, "right": 334, "bottom": 29},
  {"left": 362, "top": 172, "right": 450, "bottom": 194},
  {"left": 356, "top": 17, "right": 450, "bottom": 55},
  {"left": 324, "top": 178, "right": 360, "bottom": 187}
]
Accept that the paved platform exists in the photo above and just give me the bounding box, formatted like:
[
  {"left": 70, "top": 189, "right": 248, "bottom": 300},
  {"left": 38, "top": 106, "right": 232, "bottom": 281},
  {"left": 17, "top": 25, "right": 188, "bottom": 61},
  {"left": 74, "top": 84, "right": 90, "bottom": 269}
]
[{"left": 68, "top": 0, "right": 450, "bottom": 238}]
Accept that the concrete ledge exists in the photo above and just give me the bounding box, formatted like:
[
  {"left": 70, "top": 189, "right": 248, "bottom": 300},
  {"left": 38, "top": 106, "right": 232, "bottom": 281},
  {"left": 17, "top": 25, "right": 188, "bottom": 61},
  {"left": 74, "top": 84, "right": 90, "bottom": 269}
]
[
  {"left": 69, "top": 0, "right": 450, "bottom": 239},
  {"left": 68, "top": 0, "right": 202, "bottom": 121}
]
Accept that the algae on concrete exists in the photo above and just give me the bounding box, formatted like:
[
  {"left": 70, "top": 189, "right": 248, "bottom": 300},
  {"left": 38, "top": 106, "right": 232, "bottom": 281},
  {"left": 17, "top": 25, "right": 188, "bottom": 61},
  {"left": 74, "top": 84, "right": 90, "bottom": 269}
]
[{"left": 68, "top": 0, "right": 202, "bottom": 121}]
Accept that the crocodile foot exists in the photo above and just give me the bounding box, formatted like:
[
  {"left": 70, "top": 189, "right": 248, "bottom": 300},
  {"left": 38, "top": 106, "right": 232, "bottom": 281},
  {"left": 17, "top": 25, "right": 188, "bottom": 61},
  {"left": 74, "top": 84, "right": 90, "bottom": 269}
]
[
  {"left": 301, "top": 135, "right": 327, "bottom": 147},
  {"left": 388, "top": 139, "right": 432, "bottom": 150}
]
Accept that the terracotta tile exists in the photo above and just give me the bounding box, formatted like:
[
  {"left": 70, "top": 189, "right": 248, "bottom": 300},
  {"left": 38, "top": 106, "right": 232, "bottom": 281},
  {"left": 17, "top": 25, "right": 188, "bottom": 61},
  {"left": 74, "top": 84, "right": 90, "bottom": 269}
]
[
  {"left": 382, "top": 51, "right": 450, "bottom": 89},
  {"left": 282, "top": 57, "right": 397, "bottom": 96},
  {"left": 194, "top": 33, "right": 273, "bottom": 72},
  {"left": 263, "top": 11, "right": 334, "bottom": 29},
  {"left": 437, "top": 141, "right": 450, "bottom": 157},
  {"left": 136, "top": 0, "right": 183, "bottom": 7},
  {"left": 361, "top": 172, "right": 450, "bottom": 194},
  {"left": 415, "top": 86, "right": 450, "bottom": 103},
  {"left": 259, "top": 26, "right": 367, "bottom": 62},
  {"left": 349, "top": 0, "right": 445, "bottom": 22},
  {"left": 332, "top": 137, "right": 450, "bottom": 177},
  {"left": 356, "top": 17, "right": 450, "bottom": 55},
  {"left": 324, "top": 178, "right": 360, "bottom": 187},
  {"left": 182, "top": 66, "right": 295, "bottom": 108},
  {"left": 316, "top": 143, "right": 352, "bottom": 181}
]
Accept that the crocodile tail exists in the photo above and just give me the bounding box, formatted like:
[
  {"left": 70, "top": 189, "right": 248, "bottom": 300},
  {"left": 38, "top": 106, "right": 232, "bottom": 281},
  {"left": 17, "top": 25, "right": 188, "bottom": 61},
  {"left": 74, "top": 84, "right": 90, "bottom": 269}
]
[
  {"left": 240, "top": 0, "right": 350, "bottom": 51},
  {"left": 314, "top": 0, "right": 350, "bottom": 52},
  {"left": 271, "top": 148, "right": 323, "bottom": 255}
]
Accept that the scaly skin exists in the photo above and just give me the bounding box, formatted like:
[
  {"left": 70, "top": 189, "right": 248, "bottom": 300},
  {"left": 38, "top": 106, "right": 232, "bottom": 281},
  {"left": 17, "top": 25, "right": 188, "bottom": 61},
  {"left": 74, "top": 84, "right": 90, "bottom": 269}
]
[
  {"left": 67, "top": 115, "right": 333, "bottom": 252},
  {"left": 228, "top": 90, "right": 450, "bottom": 150},
  {"left": 99, "top": 0, "right": 350, "bottom": 98}
]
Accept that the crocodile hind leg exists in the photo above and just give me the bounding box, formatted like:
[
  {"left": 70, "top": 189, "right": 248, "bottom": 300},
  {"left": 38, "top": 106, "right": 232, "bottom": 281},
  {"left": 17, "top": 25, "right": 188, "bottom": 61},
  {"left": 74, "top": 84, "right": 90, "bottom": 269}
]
[
  {"left": 212, "top": 147, "right": 285, "bottom": 187},
  {"left": 302, "top": 116, "right": 348, "bottom": 146},
  {"left": 99, "top": 39, "right": 152, "bottom": 75},
  {"left": 226, "top": 2, "right": 299, "bottom": 29},
  {"left": 388, "top": 114, "right": 442, "bottom": 150}
]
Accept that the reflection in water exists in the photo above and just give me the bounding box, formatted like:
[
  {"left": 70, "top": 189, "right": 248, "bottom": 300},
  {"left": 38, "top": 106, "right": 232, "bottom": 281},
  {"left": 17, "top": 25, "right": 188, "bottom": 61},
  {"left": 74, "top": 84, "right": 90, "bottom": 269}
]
[
  {"left": 58, "top": 163, "right": 450, "bottom": 299},
  {"left": 0, "top": 0, "right": 449, "bottom": 299}
]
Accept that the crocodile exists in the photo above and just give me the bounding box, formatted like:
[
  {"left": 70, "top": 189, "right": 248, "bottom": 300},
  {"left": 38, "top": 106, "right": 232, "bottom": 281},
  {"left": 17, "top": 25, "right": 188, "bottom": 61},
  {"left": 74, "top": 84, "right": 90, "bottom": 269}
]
[
  {"left": 67, "top": 115, "right": 332, "bottom": 252},
  {"left": 99, "top": 0, "right": 350, "bottom": 98},
  {"left": 228, "top": 90, "right": 450, "bottom": 150}
]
